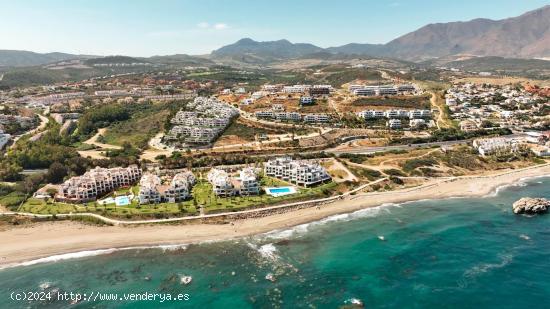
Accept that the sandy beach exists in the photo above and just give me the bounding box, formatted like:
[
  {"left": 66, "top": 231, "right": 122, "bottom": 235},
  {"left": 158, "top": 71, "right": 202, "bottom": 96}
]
[{"left": 1, "top": 164, "right": 550, "bottom": 268}]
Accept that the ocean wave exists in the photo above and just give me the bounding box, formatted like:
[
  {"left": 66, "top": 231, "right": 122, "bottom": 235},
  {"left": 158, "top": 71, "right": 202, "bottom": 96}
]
[
  {"left": 258, "top": 203, "right": 401, "bottom": 241},
  {"left": 0, "top": 244, "right": 188, "bottom": 270},
  {"left": 257, "top": 243, "right": 279, "bottom": 261}
]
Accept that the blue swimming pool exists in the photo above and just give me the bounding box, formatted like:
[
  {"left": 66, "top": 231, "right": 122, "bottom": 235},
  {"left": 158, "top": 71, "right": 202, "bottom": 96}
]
[
  {"left": 269, "top": 188, "right": 291, "bottom": 194},
  {"left": 265, "top": 186, "right": 297, "bottom": 197},
  {"left": 115, "top": 196, "right": 130, "bottom": 206}
]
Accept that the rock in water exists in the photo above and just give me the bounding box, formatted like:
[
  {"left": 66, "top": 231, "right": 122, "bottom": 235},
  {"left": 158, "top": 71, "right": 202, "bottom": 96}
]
[{"left": 512, "top": 197, "right": 550, "bottom": 214}]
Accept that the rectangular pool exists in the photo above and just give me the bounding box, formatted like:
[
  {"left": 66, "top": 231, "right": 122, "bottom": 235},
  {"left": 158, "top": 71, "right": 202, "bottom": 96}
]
[
  {"left": 265, "top": 186, "right": 297, "bottom": 197},
  {"left": 115, "top": 196, "right": 130, "bottom": 206}
]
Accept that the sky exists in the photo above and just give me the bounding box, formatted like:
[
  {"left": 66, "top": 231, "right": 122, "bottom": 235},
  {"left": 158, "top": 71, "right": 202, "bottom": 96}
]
[{"left": 0, "top": 0, "right": 548, "bottom": 57}]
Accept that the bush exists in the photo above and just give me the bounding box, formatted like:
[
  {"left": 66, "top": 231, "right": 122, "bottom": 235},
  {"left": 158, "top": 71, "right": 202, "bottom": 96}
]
[
  {"left": 383, "top": 169, "right": 406, "bottom": 177},
  {"left": 402, "top": 158, "right": 437, "bottom": 172},
  {"left": 0, "top": 192, "right": 26, "bottom": 209}
]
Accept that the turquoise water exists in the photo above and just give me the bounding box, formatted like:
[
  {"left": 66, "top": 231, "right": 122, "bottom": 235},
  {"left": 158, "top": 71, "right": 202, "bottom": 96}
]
[
  {"left": 115, "top": 196, "right": 130, "bottom": 206},
  {"left": 1, "top": 177, "right": 550, "bottom": 308},
  {"left": 268, "top": 187, "right": 291, "bottom": 194}
]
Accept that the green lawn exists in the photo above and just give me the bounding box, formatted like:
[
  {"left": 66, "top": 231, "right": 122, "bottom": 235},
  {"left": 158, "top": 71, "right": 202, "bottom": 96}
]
[{"left": 19, "top": 176, "right": 338, "bottom": 218}]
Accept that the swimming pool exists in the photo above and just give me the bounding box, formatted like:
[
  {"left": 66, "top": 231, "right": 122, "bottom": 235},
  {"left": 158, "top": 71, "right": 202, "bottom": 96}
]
[
  {"left": 265, "top": 186, "right": 297, "bottom": 197},
  {"left": 115, "top": 196, "right": 130, "bottom": 206}
]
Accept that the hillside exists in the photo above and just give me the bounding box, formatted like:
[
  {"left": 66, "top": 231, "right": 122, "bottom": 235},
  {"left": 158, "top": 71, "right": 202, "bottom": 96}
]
[
  {"left": 329, "top": 5, "right": 550, "bottom": 61},
  {"left": 215, "top": 5, "right": 550, "bottom": 62},
  {"left": 442, "top": 56, "right": 550, "bottom": 79},
  {"left": 147, "top": 54, "right": 215, "bottom": 66},
  {"left": 211, "top": 38, "right": 324, "bottom": 63},
  {"left": 84, "top": 56, "right": 148, "bottom": 65},
  {"left": 0, "top": 50, "right": 87, "bottom": 67}
]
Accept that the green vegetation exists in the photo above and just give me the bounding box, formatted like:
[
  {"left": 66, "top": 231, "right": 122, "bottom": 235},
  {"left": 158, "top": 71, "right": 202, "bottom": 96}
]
[
  {"left": 352, "top": 95, "right": 431, "bottom": 109},
  {"left": 325, "top": 69, "right": 382, "bottom": 87},
  {"left": 402, "top": 158, "right": 437, "bottom": 172},
  {"left": 0, "top": 190, "right": 26, "bottom": 210},
  {"left": 390, "top": 128, "right": 513, "bottom": 145},
  {"left": 222, "top": 121, "right": 285, "bottom": 141},
  {"left": 18, "top": 177, "right": 339, "bottom": 218},
  {"left": 383, "top": 168, "right": 407, "bottom": 177},
  {"left": 85, "top": 56, "right": 145, "bottom": 65},
  {"left": 102, "top": 102, "right": 180, "bottom": 149},
  {"left": 77, "top": 104, "right": 130, "bottom": 138},
  {"left": 346, "top": 165, "right": 383, "bottom": 181}
]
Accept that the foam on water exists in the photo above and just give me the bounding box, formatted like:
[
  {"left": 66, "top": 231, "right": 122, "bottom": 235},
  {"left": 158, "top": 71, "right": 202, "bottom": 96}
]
[
  {"left": 0, "top": 244, "right": 188, "bottom": 270},
  {"left": 259, "top": 203, "right": 401, "bottom": 241}
]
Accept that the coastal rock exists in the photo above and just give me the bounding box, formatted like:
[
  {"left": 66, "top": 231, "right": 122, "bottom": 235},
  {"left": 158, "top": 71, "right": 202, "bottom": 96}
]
[{"left": 512, "top": 197, "right": 550, "bottom": 214}]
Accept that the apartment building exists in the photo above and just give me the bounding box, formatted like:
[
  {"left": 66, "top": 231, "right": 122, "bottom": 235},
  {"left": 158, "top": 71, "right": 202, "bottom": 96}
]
[
  {"left": 237, "top": 167, "right": 260, "bottom": 195},
  {"left": 207, "top": 168, "right": 236, "bottom": 197},
  {"left": 378, "top": 86, "right": 398, "bottom": 96},
  {"left": 282, "top": 85, "right": 311, "bottom": 94},
  {"left": 207, "top": 167, "right": 260, "bottom": 196},
  {"left": 385, "top": 109, "right": 410, "bottom": 118},
  {"left": 309, "top": 85, "right": 331, "bottom": 97},
  {"left": 166, "top": 97, "right": 239, "bottom": 144},
  {"left": 255, "top": 110, "right": 275, "bottom": 118},
  {"left": 300, "top": 96, "right": 314, "bottom": 105},
  {"left": 303, "top": 113, "right": 330, "bottom": 123},
  {"left": 356, "top": 110, "right": 386, "bottom": 119},
  {"left": 351, "top": 85, "right": 401, "bottom": 96},
  {"left": 473, "top": 137, "right": 520, "bottom": 156},
  {"left": 94, "top": 90, "right": 130, "bottom": 97},
  {"left": 409, "top": 109, "right": 432, "bottom": 119},
  {"left": 56, "top": 165, "right": 142, "bottom": 203},
  {"left": 138, "top": 173, "right": 162, "bottom": 204},
  {"left": 353, "top": 88, "right": 377, "bottom": 96},
  {"left": 409, "top": 119, "right": 426, "bottom": 129},
  {"left": 264, "top": 157, "right": 331, "bottom": 187},
  {"left": 275, "top": 112, "right": 302, "bottom": 121},
  {"left": 261, "top": 84, "right": 282, "bottom": 93},
  {"left": 397, "top": 84, "right": 416, "bottom": 93},
  {"left": 138, "top": 171, "right": 196, "bottom": 204},
  {"left": 357, "top": 109, "right": 431, "bottom": 120},
  {"left": 387, "top": 119, "right": 402, "bottom": 129},
  {"left": 145, "top": 93, "right": 197, "bottom": 101}
]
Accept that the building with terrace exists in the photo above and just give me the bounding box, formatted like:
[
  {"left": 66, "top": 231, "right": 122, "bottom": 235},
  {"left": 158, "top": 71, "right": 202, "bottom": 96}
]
[
  {"left": 264, "top": 157, "right": 331, "bottom": 187},
  {"left": 56, "top": 165, "right": 142, "bottom": 203},
  {"left": 138, "top": 171, "right": 196, "bottom": 204}
]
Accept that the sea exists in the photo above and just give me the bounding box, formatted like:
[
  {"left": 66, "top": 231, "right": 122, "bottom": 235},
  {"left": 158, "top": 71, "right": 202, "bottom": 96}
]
[{"left": 1, "top": 176, "right": 549, "bottom": 308}]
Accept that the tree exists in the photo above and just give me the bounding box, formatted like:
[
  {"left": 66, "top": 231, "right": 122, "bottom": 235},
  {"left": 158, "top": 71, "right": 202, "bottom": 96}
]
[
  {"left": 0, "top": 161, "right": 22, "bottom": 181},
  {"left": 46, "top": 162, "right": 68, "bottom": 184}
]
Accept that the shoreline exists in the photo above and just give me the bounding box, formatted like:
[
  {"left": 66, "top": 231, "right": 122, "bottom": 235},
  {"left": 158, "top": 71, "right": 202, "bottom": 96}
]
[{"left": 1, "top": 164, "right": 550, "bottom": 269}]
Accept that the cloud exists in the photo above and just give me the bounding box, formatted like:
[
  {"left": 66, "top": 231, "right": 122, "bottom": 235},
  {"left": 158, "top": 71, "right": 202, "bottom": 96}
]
[
  {"left": 213, "top": 23, "right": 228, "bottom": 30},
  {"left": 196, "top": 22, "right": 229, "bottom": 30}
]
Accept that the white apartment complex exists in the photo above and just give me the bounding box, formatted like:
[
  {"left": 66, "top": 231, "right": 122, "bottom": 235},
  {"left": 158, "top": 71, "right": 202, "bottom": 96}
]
[
  {"left": 357, "top": 109, "right": 431, "bottom": 119},
  {"left": 138, "top": 171, "right": 196, "bottom": 204},
  {"left": 473, "top": 137, "right": 520, "bottom": 156},
  {"left": 56, "top": 165, "right": 142, "bottom": 203},
  {"left": 207, "top": 167, "right": 260, "bottom": 197},
  {"left": 264, "top": 157, "right": 331, "bottom": 187},
  {"left": 387, "top": 119, "right": 402, "bottom": 129},
  {"left": 166, "top": 97, "right": 239, "bottom": 144}
]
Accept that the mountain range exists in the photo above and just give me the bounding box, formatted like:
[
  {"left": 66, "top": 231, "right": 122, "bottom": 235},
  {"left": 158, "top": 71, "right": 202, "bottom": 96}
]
[
  {"left": 1, "top": 5, "right": 549, "bottom": 67},
  {"left": 211, "top": 5, "right": 550, "bottom": 62}
]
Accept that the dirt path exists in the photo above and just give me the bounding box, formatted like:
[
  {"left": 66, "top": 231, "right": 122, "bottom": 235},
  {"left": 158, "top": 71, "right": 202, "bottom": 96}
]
[
  {"left": 83, "top": 128, "right": 122, "bottom": 149},
  {"left": 329, "top": 159, "right": 359, "bottom": 182}
]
